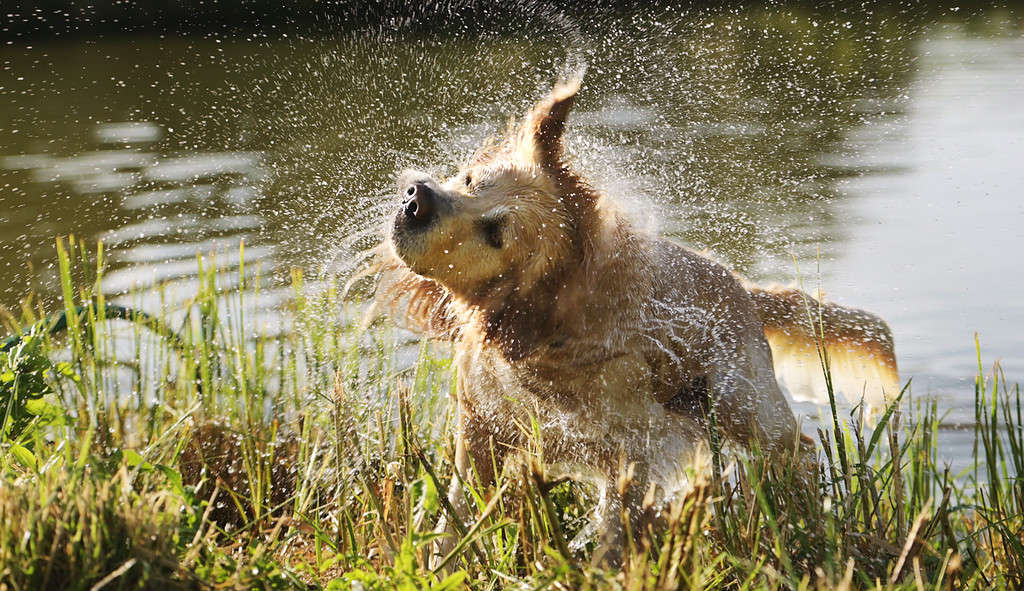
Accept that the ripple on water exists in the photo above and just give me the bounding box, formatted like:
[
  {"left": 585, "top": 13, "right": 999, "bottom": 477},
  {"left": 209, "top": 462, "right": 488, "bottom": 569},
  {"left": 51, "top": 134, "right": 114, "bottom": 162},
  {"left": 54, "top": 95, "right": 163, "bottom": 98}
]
[
  {"left": 101, "top": 245, "right": 274, "bottom": 295},
  {"left": 94, "top": 121, "right": 164, "bottom": 145},
  {"left": 122, "top": 186, "right": 211, "bottom": 210},
  {"left": 143, "top": 153, "right": 266, "bottom": 183}
]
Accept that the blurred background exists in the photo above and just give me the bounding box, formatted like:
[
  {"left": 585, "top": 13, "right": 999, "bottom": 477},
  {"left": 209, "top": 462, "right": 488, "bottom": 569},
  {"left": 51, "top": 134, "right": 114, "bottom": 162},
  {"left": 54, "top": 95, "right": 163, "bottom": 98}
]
[{"left": 2, "top": 1, "right": 1022, "bottom": 457}]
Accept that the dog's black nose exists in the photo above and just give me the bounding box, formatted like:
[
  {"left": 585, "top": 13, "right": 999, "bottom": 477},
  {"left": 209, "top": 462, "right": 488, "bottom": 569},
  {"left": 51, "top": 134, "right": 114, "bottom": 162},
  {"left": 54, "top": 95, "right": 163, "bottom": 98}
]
[{"left": 403, "top": 183, "right": 436, "bottom": 225}]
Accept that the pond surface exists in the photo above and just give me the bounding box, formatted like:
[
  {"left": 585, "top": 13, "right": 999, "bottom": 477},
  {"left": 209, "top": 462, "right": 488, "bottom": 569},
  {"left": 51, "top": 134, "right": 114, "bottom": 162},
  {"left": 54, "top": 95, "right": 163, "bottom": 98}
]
[{"left": 1, "top": 4, "right": 1022, "bottom": 461}]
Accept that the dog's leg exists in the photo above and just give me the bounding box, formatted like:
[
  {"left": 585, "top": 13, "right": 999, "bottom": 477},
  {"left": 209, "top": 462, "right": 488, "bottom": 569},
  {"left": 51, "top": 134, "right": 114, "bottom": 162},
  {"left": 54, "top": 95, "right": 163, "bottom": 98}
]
[
  {"left": 591, "top": 456, "right": 652, "bottom": 570},
  {"left": 710, "top": 363, "right": 821, "bottom": 510},
  {"left": 708, "top": 338, "right": 816, "bottom": 467},
  {"left": 431, "top": 393, "right": 506, "bottom": 570},
  {"left": 431, "top": 396, "right": 472, "bottom": 569}
]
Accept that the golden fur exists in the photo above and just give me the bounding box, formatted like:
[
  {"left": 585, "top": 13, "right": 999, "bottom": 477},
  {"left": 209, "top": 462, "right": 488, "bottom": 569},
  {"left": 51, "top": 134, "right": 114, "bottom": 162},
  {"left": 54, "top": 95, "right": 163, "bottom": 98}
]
[
  {"left": 374, "top": 79, "right": 899, "bottom": 565},
  {"left": 748, "top": 285, "right": 900, "bottom": 411}
]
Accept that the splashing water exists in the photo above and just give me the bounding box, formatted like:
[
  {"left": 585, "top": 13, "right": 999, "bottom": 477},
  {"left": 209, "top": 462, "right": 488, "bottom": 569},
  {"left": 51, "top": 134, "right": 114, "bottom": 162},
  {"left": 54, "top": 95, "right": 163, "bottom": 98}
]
[{"left": 1, "top": 2, "right": 1023, "bottom": 467}]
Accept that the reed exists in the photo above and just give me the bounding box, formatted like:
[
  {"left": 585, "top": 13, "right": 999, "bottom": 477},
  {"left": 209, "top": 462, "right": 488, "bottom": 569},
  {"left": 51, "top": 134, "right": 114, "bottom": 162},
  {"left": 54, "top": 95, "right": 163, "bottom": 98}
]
[{"left": 0, "top": 238, "right": 1020, "bottom": 589}]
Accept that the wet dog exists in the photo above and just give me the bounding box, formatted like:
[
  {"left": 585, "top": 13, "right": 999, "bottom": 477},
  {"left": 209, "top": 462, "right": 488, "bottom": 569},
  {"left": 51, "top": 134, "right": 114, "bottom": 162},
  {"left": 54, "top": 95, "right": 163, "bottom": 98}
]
[{"left": 375, "top": 79, "right": 899, "bottom": 565}]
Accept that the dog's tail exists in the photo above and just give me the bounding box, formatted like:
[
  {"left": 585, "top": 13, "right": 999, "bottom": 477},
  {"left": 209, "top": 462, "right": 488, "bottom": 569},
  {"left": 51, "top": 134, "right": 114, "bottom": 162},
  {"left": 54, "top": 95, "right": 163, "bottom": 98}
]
[{"left": 748, "top": 285, "right": 900, "bottom": 412}]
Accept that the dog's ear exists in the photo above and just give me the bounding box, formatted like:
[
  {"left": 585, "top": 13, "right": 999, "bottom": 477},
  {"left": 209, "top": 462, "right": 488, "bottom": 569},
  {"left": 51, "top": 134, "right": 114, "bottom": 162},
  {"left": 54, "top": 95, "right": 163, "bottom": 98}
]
[{"left": 514, "top": 78, "right": 581, "bottom": 170}]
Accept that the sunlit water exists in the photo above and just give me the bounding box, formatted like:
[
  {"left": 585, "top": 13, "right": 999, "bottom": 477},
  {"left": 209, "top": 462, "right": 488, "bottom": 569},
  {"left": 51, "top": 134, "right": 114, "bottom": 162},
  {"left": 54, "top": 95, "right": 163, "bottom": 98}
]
[{"left": 1, "top": 4, "right": 1021, "bottom": 464}]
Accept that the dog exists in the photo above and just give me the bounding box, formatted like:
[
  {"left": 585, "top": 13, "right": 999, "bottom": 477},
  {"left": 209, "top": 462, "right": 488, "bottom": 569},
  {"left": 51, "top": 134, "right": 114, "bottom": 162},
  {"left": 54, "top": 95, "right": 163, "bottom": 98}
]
[{"left": 374, "top": 79, "right": 899, "bottom": 565}]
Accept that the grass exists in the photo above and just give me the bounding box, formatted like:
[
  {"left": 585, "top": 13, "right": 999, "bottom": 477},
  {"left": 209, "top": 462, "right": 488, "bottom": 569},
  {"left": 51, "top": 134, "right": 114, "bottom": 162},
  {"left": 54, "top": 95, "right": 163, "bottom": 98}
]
[{"left": 0, "top": 236, "right": 1021, "bottom": 590}]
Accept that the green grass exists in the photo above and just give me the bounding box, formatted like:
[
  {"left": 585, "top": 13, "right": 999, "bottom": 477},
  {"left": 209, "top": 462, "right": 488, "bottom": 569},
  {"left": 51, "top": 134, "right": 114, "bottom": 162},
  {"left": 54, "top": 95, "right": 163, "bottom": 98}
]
[{"left": 0, "top": 237, "right": 1021, "bottom": 590}]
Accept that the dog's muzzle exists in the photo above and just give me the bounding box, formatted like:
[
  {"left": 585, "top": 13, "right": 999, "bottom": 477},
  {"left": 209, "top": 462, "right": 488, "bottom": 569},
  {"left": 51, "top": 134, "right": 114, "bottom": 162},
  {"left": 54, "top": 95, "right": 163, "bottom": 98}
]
[{"left": 401, "top": 182, "right": 437, "bottom": 228}]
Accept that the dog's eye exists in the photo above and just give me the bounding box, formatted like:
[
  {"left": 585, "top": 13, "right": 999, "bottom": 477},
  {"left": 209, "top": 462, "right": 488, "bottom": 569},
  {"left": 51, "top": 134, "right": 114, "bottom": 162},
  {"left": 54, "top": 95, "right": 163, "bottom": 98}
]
[{"left": 480, "top": 217, "right": 504, "bottom": 249}]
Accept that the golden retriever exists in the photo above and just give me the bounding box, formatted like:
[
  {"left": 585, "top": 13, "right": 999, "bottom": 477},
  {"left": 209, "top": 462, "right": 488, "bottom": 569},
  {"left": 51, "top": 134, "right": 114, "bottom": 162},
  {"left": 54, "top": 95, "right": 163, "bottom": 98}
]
[{"left": 373, "top": 79, "right": 899, "bottom": 565}]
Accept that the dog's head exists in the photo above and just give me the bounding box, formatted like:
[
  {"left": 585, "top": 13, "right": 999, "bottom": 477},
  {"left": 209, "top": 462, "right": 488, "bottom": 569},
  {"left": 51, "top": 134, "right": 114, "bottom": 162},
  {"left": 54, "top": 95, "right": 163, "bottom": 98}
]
[{"left": 389, "top": 80, "right": 595, "bottom": 306}]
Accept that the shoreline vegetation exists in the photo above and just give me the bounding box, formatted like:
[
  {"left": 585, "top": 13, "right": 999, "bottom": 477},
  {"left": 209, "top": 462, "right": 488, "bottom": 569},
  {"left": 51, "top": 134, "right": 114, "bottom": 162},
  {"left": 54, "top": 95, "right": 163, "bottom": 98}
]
[{"left": 0, "top": 239, "right": 1021, "bottom": 589}]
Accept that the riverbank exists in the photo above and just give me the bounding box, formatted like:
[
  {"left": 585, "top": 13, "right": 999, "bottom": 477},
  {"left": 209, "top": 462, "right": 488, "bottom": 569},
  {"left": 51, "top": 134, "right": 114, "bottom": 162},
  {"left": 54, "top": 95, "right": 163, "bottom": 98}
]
[{"left": 0, "top": 239, "right": 1020, "bottom": 589}]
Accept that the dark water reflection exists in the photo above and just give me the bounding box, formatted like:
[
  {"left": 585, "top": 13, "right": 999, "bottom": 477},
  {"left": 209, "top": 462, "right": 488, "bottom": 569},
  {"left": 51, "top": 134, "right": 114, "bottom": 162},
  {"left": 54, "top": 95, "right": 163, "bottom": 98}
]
[{"left": 1, "top": 4, "right": 1022, "bottom": 447}]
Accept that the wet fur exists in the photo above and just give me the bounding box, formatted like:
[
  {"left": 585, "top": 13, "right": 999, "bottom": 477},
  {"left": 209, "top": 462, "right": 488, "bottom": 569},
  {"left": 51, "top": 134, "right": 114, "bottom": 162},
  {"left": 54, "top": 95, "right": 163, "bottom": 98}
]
[{"left": 374, "top": 79, "right": 898, "bottom": 565}]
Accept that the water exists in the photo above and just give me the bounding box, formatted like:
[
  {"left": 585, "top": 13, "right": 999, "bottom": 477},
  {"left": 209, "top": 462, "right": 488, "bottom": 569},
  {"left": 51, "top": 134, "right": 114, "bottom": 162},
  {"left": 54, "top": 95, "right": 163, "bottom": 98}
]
[
  {"left": 1, "top": 4, "right": 1022, "bottom": 461},
  {"left": 831, "top": 34, "right": 1024, "bottom": 401}
]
